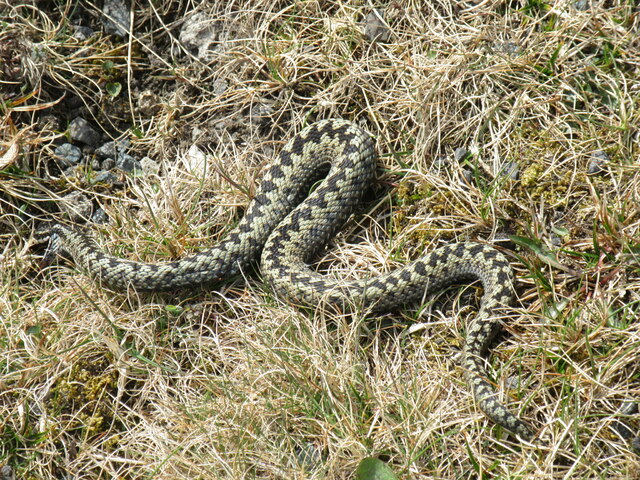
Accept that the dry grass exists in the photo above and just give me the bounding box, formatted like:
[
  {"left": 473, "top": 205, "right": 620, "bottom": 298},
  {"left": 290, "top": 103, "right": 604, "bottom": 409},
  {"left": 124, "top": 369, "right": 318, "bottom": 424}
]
[{"left": 1, "top": 0, "right": 640, "bottom": 478}]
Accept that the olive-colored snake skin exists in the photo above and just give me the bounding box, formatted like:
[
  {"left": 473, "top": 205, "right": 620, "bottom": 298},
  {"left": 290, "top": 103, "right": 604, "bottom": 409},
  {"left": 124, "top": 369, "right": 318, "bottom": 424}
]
[{"left": 43, "top": 119, "right": 532, "bottom": 439}]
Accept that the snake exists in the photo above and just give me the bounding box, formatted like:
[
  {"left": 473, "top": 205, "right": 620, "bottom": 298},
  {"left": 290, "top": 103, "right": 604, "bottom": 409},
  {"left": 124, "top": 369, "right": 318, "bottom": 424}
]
[{"left": 42, "top": 118, "right": 533, "bottom": 440}]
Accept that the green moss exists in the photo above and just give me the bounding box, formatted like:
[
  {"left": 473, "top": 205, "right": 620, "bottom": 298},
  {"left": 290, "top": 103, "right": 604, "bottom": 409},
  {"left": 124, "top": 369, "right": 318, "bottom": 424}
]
[
  {"left": 518, "top": 161, "right": 575, "bottom": 207},
  {"left": 47, "top": 355, "right": 120, "bottom": 440},
  {"left": 392, "top": 178, "right": 464, "bottom": 246},
  {"left": 519, "top": 163, "right": 544, "bottom": 188}
]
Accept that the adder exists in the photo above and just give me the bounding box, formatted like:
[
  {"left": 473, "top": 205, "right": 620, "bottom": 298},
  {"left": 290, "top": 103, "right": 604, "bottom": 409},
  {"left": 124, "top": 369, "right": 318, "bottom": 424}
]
[{"left": 41, "top": 118, "right": 533, "bottom": 439}]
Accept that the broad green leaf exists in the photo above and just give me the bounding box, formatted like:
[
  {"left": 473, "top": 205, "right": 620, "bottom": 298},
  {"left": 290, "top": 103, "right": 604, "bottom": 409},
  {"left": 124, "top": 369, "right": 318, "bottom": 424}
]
[{"left": 355, "top": 457, "right": 399, "bottom": 480}]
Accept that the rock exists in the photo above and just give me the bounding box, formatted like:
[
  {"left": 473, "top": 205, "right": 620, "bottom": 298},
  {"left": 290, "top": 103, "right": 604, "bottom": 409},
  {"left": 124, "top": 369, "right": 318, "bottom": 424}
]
[
  {"left": 62, "top": 167, "right": 77, "bottom": 178},
  {"left": 505, "top": 375, "right": 521, "bottom": 390},
  {"left": 38, "top": 114, "right": 60, "bottom": 131},
  {"left": 549, "top": 232, "right": 562, "bottom": 247},
  {"left": 609, "top": 400, "right": 640, "bottom": 455},
  {"left": 454, "top": 147, "right": 469, "bottom": 162},
  {"left": 60, "top": 191, "right": 92, "bottom": 222},
  {"left": 500, "top": 161, "right": 520, "bottom": 180},
  {"left": 573, "top": 0, "right": 590, "bottom": 10},
  {"left": 183, "top": 144, "right": 208, "bottom": 176},
  {"left": 211, "top": 79, "right": 228, "bottom": 96},
  {"left": 69, "top": 117, "right": 101, "bottom": 147},
  {"left": 95, "top": 139, "right": 131, "bottom": 159},
  {"left": 250, "top": 102, "right": 274, "bottom": 126},
  {"left": 587, "top": 150, "right": 609, "bottom": 175},
  {"left": 0, "top": 465, "right": 14, "bottom": 480},
  {"left": 364, "top": 9, "right": 390, "bottom": 43},
  {"left": 102, "top": 158, "right": 116, "bottom": 170},
  {"left": 73, "top": 25, "right": 94, "bottom": 41},
  {"left": 137, "top": 90, "right": 162, "bottom": 116},
  {"left": 619, "top": 401, "right": 639, "bottom": 416},
  {"left": 54, "top": 143, "right": 83, "bottom": 166},
  {"left": 294, "top": 442, "right": 322, "bottom": 472},
  {"left": 95, "top": 139, "right": 140, "bottom": 172},
  {"left": 179, "top": 12, "right": 223, "bottom": 61},
  {"left": 432, "top": 155, "right": 450, "bottom": 172},
  {"left": 92, "top": 171, "right": 118, "bottom": 185},
  {"left": 116, "top": 153, "right": 142, "bottom": 173},
  {"left": 102, "top": 0, "right": 130, "bottom": 36},
  {"left": 632, "top": 437, "right": 640, "bottom": 456},
  {"left": 95, "top": 142, "right": 118, "bottom": 159},
  {"left": 140, "top": 156, "right": 160, "bottom": 176},
  {"left": 490, "top": 41, "right": 523, "bottom": 56}
]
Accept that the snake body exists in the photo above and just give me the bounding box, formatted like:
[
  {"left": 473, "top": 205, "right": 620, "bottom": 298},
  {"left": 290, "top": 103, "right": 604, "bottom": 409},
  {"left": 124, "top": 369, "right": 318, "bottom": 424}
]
[{"left": 45, "top": 119, "right": 532, "bottom": 439}]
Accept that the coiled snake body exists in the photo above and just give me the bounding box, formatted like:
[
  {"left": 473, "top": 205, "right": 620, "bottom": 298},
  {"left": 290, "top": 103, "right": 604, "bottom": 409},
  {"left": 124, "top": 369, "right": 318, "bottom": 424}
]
[{"left": 44, "top": 119, "right": 532, "bottom": 439}]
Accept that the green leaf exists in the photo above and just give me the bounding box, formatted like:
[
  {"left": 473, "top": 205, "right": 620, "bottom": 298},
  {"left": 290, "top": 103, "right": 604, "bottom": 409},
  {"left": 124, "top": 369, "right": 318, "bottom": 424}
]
[
  {"left": 27, "top": 324, "right": 43, "bottom": 337},
  {"left": 106, "top": 81, "right": 122, "bottom": 97},
  {"left": 355, "top": 457, "right": 399, "bottom": 480},
  {"left": 131, "top": 125, "right": 143, "bottom": 138},
  {"left": 165, "top": 304, "right": 184, "bottom": 316},
  {"left": 510, "top": 235, "right": 580, "bottom": 276}
]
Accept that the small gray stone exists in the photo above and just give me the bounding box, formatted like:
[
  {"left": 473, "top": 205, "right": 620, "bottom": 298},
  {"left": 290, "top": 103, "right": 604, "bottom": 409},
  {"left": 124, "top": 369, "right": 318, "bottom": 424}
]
[
  {"left": 211, "top": 79, "right": 228, "bottom": 96},
  {"left": 454, "top": 147, "right": 469, "bottom": 162},
  {"left": 250, "top": 102, "right": 274, "bottom": 126},
  {"left": 179, "top": 12, "right": 223, "bottom": 61},
  {"left": 95, "top": 142, "right": 117, "bottom": 159},
  {"left": 102, "top": 0, "right": 130, "bottom": 36},
  {"left": 190, "top": 126, "right": 205, "bottom": 143},
  {"left": 54, "top": 143, "right": 83, "bottom": 166},
  {"left": 619, "top": 401, "right": 639, "bottom": 416},
  {"left": 549, "top": 232, "right": 562, "bottom": 247},
  {"left": 95, "top": 139, "right": 131, "bottom": 159},
  {"left": 73, "top": 25, "right": 94, "bottom": 41},
  {"left": 1, "top": 465, "right": 15, "bottom": 480},
  {"left": 69, "top": 117, "right": 101, "bottom": 146},
  {"left": 38, "top": 114, "right": 61, "bottom": 131},
  {"left": 500, "top": 161, "right": 520, "bottom": 180},
  {"left": 505, "top": 375, "right": 521, "bottom": 390},
  {"left": 573, "top": 0, "right": 590, "bottom": 10},
  {"left": 294, "top": 442, "right": 322, "bottom": 472},
  {"left": 116, "top": 154, "right": 142, "bottom": 173},
  {"left": 102, "top": 158, "right": 116, "bottom": 170},
  {"left": 632, "top": 437, "right": 640, "bottom": 456},
  {"left": 611, "top": 418, "right": 635, "bottom": 440},
  {"left": 501, "top": 41, "right": 522, "bottom": 56},
  {"left": 61, "top": 191, "right": 92, "bottom": 222},
  {"left": 137, "top": 90, "right": 162, "bottom": 116},
  {"left": 432, "top": 155, "right": 450, "bottom": 172},
  {"left": 140, "top": 156, "right": 160, "bottom": 176},
  {"left": 587, "top": 150, "right": 609, "bottom": 175},
  {"left": 490, "top": 41, "right": 523, "bottom": 57},
  {"left": 609, "top": 400, "right": 639, "bottom": 448},
  {"left": 62, "top": 166, "right": 77, "bottom": 178},
  {"left": 90, "top": 158, "right": 101, "bottom": 170},
  {"left": 214, "top": 118, "right": 232, "bottom": 131},
  {"left": 364, "top": 9, "right": 390, "bottom": 43},
  {"left": 92, "top": 171, "right": 118, "bottom": 184}
]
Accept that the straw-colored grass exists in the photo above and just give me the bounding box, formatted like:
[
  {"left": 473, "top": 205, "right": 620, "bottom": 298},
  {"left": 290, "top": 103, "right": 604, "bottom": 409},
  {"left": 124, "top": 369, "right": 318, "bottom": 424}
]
[{"left": 1, "top": 0, "right": 639, "bottom": 478}]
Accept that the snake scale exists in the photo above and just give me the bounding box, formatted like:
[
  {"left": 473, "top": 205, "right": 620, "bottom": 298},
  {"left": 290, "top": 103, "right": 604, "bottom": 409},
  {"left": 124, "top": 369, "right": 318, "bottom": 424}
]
[{"left": 43, "top": 118, "right": 532, "bottom": 439}]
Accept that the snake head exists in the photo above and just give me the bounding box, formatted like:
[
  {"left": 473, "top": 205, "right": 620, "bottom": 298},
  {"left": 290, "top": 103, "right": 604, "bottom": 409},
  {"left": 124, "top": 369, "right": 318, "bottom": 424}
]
[{"left": 32, "top": 221, "right": 64, "bottom": 267}]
